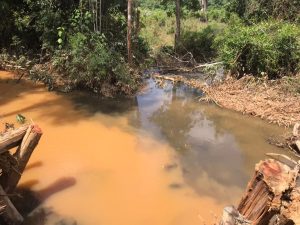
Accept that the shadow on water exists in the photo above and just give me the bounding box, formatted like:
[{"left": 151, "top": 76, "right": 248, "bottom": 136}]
[
  {"left": 0, "top": 74, "right": 138, "bottom": 127},
  {"left": 69, "top": 93, "right": 137, "bottom": 116},
  {"left": 9, "top": 177, "right": 77, "bottom": 225}
]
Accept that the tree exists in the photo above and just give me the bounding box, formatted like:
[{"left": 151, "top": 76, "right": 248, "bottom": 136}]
[
  {"left": 174, "top": 0, "right": 181, "bottom": 51},
  {"left": 127, "top": 0, "right": 133, "bottom": 64},
  {"left": 200, "top": 0, "right": 208, "bottom": 12}
]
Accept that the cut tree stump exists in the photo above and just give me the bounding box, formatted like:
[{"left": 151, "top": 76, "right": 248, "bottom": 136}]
[{"left": 220, "top": 157, "right": 300, "bottom": 225}]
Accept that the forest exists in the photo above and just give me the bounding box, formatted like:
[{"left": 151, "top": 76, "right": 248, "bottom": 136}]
[{"left": 0, "top": 0, "right": 299, "bottom": 96}]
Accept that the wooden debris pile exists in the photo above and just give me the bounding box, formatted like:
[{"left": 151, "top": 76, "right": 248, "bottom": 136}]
[
  {"left": 220, "top": 154, "right": 300, "bottom": 225},
  {"left": 0, "top": 124, "right": 42, "bottom": 224}
]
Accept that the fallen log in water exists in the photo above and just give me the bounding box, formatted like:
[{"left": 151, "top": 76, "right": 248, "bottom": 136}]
[
  {"left": 0, "top": 124, "right": 42, "bottom": 224},
  {"left": 220, "top": 155, "right": 300, "bottom": 225}
]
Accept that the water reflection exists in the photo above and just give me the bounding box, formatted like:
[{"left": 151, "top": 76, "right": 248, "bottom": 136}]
[
  {"left": 135, "top": 79, "right": 284, "bottom": 203},
  {"left": 64, "top": 78, "right": 284, "bottom": 203}
]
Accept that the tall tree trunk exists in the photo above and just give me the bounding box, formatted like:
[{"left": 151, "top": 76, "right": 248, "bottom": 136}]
[
  {"left": 127, "top": 0, "right": 133, "bottom": 65},
  {"left": 99, "top": 0, "right": 102, "bottom": 33},
  {"left": 201, "top": 0, "right": 208, "bottom": 12},
  {"left": 134, "top": 7, "right": 140, "bottom": 38},
  {"left": 174, "top": 0, "right": 181, "bottom": 52},
  {"left": 199, "top": 0, "right": 208, "bottom": 22}
]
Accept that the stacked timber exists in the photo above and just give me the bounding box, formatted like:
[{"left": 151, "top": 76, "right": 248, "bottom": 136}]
[
  {"left": 0, "top": 124, "right": 42, "bottom": 224},
  {"left": 220, "top": 154, "right": 300, "bottom": 225}
]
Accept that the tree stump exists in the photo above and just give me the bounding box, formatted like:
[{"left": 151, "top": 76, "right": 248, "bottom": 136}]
[{"left": 220, "top": 157, "right": 300, "bottom": 225}]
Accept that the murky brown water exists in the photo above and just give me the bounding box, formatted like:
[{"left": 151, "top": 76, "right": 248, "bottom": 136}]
[{"left": 0, "top": 71, "right": 287, "bottom": 225}]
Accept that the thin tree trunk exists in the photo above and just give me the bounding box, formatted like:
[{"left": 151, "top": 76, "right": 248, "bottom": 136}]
[
  {"left": 134, "top": 6, "right": 140, "bottom": 38},
  {"left": 127, "top": 0, "right": 133, "bottom": 64},
  {"left": 199, "top": 0, "right": 208, "bottom": 22},
  {"left": 95, "top": 0, "right": 98, "bottom": 32},
  {"left": 175, "top": 0, "right": 181, "bottom": 52},
  {"left": 99, "top": 0, "right": 102, "bottom": 33},
  {"left": 201, "top": 0, "right": 208, "bottom": 12}
]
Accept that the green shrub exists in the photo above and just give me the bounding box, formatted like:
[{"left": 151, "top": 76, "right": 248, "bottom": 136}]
[
  {"left": 53, "top": 33, "right": 136, "bottom": 94},
  {"left": 207, "top": 8, "right": 228, "bottom": 23},
  {"left": 178, "top": 25, "right": 223, "bottom": 62},
  {"left": 215, "top": 21, "right": 300, "bottom": 78},
  {"left": 226, "top": 0, "right": 300, "bottom": 23}
]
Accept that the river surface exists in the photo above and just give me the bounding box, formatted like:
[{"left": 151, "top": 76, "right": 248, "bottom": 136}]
[{"left": 0, "top": 71, "right": 286, "bottom": 225}]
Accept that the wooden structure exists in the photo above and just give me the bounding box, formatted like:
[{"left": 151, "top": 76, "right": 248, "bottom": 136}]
[
  {"left": 0, "top": 125, "right": 42, "bottom": 224},
  {"left": 220, "top": 154, "right": 300, "bottom": 225}
]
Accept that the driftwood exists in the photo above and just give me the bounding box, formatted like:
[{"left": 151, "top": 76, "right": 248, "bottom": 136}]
[
  {"left": 0, "top": 124, "right": 42, "bottom": 224},
  {"left": 220, "top": 156, "right": 300, "bottom": 225},
  {"left": 192, "top": 61, "right": 223, "bottom": 70}
]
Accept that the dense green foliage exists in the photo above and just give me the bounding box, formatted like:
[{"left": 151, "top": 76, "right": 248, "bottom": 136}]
[
  {"left": 0, "top": 0, "right": 148, "bottom": 95},
  {"left": 179, "top": 25, "right": 223, "bottom": 62},
  {"left": 53, "top": 33, "right": 135, "bottom": 94},
  {"left": 227, "top": 0, "right": 300, "bottom": 23},
  {"left": 215, "top": 21, "right": 300, "bottom": 78}
]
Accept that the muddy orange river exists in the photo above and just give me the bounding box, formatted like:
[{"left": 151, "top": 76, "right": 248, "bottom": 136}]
[{"left": 0, "top": 71, "right": 286, "bottom": 225}]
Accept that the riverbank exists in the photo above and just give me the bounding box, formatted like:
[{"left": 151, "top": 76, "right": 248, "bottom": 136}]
[
  {"left": 153, "top": 73, "right": 300, "bottom": 127},
  {"left": 203, "top": 75, "right": 300, "bottom": 127}
]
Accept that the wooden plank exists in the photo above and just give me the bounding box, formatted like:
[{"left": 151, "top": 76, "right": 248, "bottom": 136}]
[{"left": 0, "top": 126, "right": 28, "bottom": 154}]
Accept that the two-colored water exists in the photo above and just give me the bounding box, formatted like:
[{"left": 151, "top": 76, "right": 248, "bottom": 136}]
[{"left": 0, "top": 71, "right": 285, "bottom": 225}]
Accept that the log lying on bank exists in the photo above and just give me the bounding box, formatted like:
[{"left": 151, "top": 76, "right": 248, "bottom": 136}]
[
  {"left": 220, "top": 156, "right": 300, "bottom": 225},
  {"left": 0, "top": 124, "right": 42, "bottom": 224}
]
